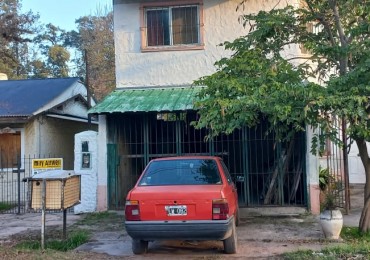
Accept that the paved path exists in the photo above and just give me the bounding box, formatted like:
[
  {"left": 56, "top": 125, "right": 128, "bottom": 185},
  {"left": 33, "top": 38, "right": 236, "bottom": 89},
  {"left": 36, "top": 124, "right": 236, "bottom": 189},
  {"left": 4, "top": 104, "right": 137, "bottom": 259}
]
[{"left": 0, "top": 212, "right": 82, "bottom": 240}]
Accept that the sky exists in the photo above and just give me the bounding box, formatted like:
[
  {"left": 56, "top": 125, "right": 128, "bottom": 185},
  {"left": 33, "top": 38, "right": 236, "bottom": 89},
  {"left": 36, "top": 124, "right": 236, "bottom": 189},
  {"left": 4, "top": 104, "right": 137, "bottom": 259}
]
[{"left": 21, "top": 0, "right": 112, "bottom": 31}]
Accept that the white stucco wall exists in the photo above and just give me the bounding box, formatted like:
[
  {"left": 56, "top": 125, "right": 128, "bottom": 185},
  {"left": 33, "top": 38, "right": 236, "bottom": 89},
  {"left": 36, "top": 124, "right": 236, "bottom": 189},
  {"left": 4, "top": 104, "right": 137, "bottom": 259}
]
[
  {"left": 49, "top": 98, "right": 90, "bottom": 119},
  {"left": 74, "top": 130, "right": 98, "bottom": 214},
  {"left": 306, "top": 127, "right": 319, "bottom": 185},
  {"left": 97, "top": 115, "right": 108, "bottom": 211},
  {"left": 347, "top": 142, "right": 368, "bottom": 184},
  {"left": 25, "top": 116, "right": 96, "bottom": 169},
  {"left": 114, "top": 0, "right": 297, "bottom": 87}
]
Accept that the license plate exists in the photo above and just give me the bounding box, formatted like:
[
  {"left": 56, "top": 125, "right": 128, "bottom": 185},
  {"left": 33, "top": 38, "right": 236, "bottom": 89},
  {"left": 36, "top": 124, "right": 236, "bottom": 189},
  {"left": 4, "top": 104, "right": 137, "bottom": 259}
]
[{"left": 165, "top": 205, "right": 187, "bottom": 216}]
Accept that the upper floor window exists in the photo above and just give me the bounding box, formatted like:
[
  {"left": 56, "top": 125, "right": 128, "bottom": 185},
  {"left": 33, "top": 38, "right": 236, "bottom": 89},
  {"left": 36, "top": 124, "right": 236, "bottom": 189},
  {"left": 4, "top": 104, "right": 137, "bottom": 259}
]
[
  {"left": 300, "top": 22, "right": 322, "bottom": 54},
  {"left": 141, "top": 1, "right": 204, "bottom": 52}
]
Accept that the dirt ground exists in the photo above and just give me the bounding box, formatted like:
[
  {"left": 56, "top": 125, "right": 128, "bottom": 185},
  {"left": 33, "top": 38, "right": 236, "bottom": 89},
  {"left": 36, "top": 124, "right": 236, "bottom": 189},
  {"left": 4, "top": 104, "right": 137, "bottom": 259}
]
[
  {"left": 0, "top": 185, "right": 364, "bottom": 259},
  {"left": 0, "top": 212, "right": 334, "bottom": 259}
]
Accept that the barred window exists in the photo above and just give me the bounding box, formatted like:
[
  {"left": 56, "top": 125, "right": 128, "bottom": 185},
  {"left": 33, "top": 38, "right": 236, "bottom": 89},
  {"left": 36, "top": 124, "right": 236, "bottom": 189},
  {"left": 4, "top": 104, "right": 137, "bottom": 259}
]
[
  {"left": 300, "top": 22, "right": 322, "bottom": 54},
  {"left": 141, "top": 2, "right": 203, "bottom": 51}
]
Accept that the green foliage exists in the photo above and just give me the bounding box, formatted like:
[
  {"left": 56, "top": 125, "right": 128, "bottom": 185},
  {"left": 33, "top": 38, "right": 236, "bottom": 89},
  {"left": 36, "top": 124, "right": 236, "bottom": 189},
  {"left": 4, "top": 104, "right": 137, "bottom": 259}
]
[
  {"left": 319, "top": 167, "right": 332, "bottom": 191},
  {"left": 47, "top": 45, "right": 70, "bottom": 77},
  {"left": 0, "top": 202, "right": 14, "bottom": 211},
  {"left": 318, "top": 167, "right": 341, "bottom": 211},
  {"left": 194, "top": 0, "right": 370, "bottom": 145},
  {"left": 284, "top": 227, "right": 370, "bottom": 258},
  {"left": 194, "top": 0, "right": 370, "bottom": 230},
  {"left": 0, "top": 0, "right": 38, "bottom": 78},
  {"left": 76, "top": 211, "right": 120, "bottom": 225},
  {"left": 32, "top": 23, "right": 70, "bottom": 78},
  {"left": 16, "top": 230, "right": 89, "bottom": 251},
  {"left": 67, "top": 11, "right": 115, "bottom": 100},
  {"left": 0, "top": 0, "right": 115, "bottom": 96},
  {"left": 341, "top": 227, "right": 370, "bottom": 243}
]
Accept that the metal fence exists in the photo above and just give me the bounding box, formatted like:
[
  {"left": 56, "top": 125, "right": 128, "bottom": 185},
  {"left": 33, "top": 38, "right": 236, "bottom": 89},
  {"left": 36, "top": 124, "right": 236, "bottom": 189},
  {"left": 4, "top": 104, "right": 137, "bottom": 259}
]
[
  {"left": 107, "top": 112, "right": 307, "bottom": 210},
  {"left": 0, "top": 155, "right": 62, "bottom": 214}
]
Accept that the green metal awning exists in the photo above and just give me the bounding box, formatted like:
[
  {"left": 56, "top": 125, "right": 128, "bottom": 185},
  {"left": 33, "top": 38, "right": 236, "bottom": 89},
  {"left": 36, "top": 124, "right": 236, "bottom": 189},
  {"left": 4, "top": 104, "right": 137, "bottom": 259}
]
[{"left": 89, "top": 86, "right": 202, "bottom": 114}]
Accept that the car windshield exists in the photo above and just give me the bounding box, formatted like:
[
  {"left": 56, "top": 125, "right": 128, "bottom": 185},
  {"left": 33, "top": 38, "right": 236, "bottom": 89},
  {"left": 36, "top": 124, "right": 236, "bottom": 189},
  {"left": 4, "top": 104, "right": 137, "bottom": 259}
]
[{"left": 138, "top": 159, "right": 221, "bottom": 186}]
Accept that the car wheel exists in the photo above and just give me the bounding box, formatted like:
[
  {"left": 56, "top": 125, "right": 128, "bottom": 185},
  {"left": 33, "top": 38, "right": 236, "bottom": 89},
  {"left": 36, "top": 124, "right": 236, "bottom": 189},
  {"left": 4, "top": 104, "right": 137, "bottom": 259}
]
[
  {"left": 132, "top": 239, "right": 148, "bottom": 254},
  {"left": 223, "top": 219, "right": 237, "bottom": 254}
]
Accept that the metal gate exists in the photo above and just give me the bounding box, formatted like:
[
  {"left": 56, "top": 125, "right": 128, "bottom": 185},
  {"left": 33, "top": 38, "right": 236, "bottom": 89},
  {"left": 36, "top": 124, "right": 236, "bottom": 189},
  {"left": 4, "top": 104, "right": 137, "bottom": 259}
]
[
  {"left": 107, "top": 111, "right": 307, "bottom": 209},
  {"left": 0, "top": 155, "right": 61, "bottom": 214},
  {"left": 318, "top": 117, "right": 347, "bottom": 210}
]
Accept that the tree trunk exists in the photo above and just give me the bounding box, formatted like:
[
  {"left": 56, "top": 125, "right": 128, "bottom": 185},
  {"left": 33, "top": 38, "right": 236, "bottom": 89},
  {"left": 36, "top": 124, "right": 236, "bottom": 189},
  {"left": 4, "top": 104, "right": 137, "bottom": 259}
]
[
  {"left": 359, "top": 194, "right": 370, "bottom": 233},
  {"left": 355, "top": 139, "right": 370, "bottom": 232}
]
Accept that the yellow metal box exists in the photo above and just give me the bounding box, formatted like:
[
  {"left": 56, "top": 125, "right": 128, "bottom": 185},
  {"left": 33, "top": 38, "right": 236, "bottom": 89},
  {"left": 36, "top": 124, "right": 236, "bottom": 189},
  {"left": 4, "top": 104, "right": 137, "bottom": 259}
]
[{"left": 30, "top": 170, "right": 81, "bottom": 210}]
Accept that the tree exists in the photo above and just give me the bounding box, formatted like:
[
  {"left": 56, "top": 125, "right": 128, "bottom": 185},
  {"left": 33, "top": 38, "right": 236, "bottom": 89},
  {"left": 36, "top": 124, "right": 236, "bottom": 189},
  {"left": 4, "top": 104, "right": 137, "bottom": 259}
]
[
  {"left": 194, "top": 0, "right": 370, "bottom": 232},
  {"left": 28, "top": 58, "right": 49, "bottom": 78},
  {"left": 33, "top": 23, "right": 70, "bottom": 77},
  {"left": 64, "top": 9, "right": 115, "bottom": 101},
  {"left": 0, "top": 0, "right": 38, "bottom": 78},
  {"left": 47, "top": 45, "right": 70, "bottom": 77}
]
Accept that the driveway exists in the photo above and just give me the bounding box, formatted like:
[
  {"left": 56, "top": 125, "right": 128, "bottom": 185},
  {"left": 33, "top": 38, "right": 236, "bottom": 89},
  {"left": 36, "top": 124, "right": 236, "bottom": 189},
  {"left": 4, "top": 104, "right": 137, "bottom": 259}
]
[
  {"left": 77, "top": 214, "right": 327, "bottom": 259},
  {"left": 76, "top": 186, "right": 363, "bottom": 259},
  {"left": 0, "top": 186, "right": 363, "bottom": 259}
]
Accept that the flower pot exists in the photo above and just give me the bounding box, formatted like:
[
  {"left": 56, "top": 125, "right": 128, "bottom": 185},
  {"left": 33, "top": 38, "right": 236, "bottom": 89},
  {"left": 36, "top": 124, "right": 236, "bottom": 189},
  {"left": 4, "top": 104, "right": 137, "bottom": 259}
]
[{"left": 319, "top": 209, "right": 343, "bottom": 239}]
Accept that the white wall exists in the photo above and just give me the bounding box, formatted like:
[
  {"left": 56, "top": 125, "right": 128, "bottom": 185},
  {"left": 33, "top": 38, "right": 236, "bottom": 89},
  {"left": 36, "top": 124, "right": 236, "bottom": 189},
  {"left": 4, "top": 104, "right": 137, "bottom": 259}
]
[
  {"left": 114, "top": 0, "right": 297, "bottom": 87},
  {"left": 74, "top": 131, "right": 99, "bottom": 214},
  {"left": 348, "top": 142, "right": 368, "bottom": 184},
  {"left": 24, "top": 116, "right": 96, "bottom": 169},
  {"left": 96, "top": 115, "right": 108, "bottom": 211}
]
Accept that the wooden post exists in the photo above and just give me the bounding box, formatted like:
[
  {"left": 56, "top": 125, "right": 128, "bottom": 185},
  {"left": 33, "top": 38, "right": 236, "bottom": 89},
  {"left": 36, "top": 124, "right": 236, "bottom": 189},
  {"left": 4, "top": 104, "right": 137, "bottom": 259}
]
[
  {"left": 41, "top": 179, "right": 46, "bottom": 250},
  {"left": 63, "top": 209, "right": 67, "bottom": 240}
]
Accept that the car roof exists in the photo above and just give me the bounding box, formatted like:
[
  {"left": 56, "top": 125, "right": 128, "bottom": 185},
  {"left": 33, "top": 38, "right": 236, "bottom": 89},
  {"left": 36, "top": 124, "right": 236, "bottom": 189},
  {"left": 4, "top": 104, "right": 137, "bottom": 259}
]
[{"left": 151, "top": 156, "right": 221, "bottom": 162}]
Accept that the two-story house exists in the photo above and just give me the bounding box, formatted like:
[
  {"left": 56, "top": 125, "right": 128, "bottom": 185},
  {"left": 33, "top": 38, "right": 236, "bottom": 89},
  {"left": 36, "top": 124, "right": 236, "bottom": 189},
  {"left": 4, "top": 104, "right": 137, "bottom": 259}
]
[{"left": 90, "top": 0, "right": 365, "bottom": 214}]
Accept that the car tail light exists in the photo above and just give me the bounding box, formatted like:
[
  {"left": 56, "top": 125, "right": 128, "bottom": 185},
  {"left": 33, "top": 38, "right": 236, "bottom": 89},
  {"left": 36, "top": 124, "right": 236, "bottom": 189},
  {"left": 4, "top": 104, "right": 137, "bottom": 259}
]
[
  {"left": 125, "top": 200, "right": 140, "bottom": 221},
  {"left": 212, "top": 199, "right": 229, "bottom": 220}
]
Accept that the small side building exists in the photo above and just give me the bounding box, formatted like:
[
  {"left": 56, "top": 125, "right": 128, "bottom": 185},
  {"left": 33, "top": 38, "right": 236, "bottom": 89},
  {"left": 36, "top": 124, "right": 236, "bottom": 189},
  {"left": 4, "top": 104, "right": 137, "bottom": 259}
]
[{"left": 0, "top": 77, "right": 97, "bottom": 170}]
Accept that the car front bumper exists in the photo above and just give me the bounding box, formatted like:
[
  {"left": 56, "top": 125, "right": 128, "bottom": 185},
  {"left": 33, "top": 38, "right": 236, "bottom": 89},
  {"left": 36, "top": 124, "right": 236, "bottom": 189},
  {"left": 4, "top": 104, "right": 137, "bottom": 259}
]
[{"left": 125, "top": 217, "right": 234, "bottom": 241}]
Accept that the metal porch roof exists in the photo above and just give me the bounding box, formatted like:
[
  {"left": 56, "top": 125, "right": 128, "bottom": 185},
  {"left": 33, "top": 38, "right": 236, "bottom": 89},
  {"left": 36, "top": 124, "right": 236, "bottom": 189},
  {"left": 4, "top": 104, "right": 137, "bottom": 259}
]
[{"left": 89, "top": 87, "right": 202, "bottom": 114}]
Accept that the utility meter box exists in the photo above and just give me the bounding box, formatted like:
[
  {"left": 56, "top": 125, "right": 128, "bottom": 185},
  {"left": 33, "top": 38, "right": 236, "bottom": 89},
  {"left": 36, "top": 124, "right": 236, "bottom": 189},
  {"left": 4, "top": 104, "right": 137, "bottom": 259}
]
[{"left": 29, "top": 170, "right": 81, "bottom": 210}]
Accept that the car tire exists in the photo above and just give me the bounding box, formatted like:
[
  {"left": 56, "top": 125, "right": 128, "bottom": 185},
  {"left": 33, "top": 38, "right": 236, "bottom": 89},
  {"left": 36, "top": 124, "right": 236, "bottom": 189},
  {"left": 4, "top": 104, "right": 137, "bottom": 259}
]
[
  {"left": 132, "top": 239, "right": 148, "bottom": 254},
  {"left": 223, "top": 219, "right": 237, "bottom": 254}
]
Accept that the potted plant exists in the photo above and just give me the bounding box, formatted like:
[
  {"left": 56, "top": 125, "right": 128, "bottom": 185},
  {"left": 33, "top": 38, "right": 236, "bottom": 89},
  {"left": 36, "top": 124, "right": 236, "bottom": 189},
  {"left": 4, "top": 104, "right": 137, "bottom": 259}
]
[{"left": 319, "top": 167, "right": 343, "bottom": 240}]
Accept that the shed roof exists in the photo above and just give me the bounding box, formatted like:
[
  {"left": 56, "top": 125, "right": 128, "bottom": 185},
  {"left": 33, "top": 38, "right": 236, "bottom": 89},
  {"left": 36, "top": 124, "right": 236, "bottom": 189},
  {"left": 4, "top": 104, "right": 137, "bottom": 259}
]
[
  {"left": 0, "top": 77, "right": 82, "bottom": 117},
  {"left": 89, "top": 86, "right": 202, "bottom": 114}
]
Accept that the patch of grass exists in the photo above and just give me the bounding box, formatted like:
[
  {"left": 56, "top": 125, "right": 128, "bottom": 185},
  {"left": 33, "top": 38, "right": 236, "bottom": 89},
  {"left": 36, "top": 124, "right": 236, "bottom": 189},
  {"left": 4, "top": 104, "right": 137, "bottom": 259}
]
[
  {"left": 16, "top": 230, "right": 89, "bottom": 251},
  {"left": 0, "top": 202, "right": 14, "bottom": 211},
  {"left": 282, "top": 249, "right": 322, "bottom": 259},
  {"left": 74, "top": 211, "right": 124, "bottom": 232},
  {"left": 283, "top": 227, "right": 370, "bottom": 259},
  {"left": 76, "top": 211, "right": 122, "bottom": 225},
  {"left": 341, "top": 227, "right": 370, "bottom": 243},
  {"left": 320, "top": 243, "right": 370, "bottom": 258}
]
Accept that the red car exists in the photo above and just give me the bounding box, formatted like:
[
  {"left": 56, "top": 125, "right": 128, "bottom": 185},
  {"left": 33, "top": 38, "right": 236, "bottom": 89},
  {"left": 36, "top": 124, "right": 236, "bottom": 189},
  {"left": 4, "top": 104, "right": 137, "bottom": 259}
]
[{"left": 125, "top": 156, "right": 239, "bottom": 254}]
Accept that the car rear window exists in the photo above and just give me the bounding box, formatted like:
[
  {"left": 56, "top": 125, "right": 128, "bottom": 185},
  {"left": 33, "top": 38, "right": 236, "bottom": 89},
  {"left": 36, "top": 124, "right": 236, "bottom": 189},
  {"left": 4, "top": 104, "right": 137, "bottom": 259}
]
[{"left": 138, "top": 159, "right": 221, "bottom": 186}]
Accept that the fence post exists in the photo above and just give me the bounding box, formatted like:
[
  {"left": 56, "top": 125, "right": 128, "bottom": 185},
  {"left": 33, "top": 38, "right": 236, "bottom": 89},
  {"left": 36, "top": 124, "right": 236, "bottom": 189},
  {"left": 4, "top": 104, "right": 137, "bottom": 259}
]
[
  {"left": 17, "top": 163, "right": 20, "bottom": 214},
  {"left": 13, "top": 160, "right": 25, "bottom": 215}
]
